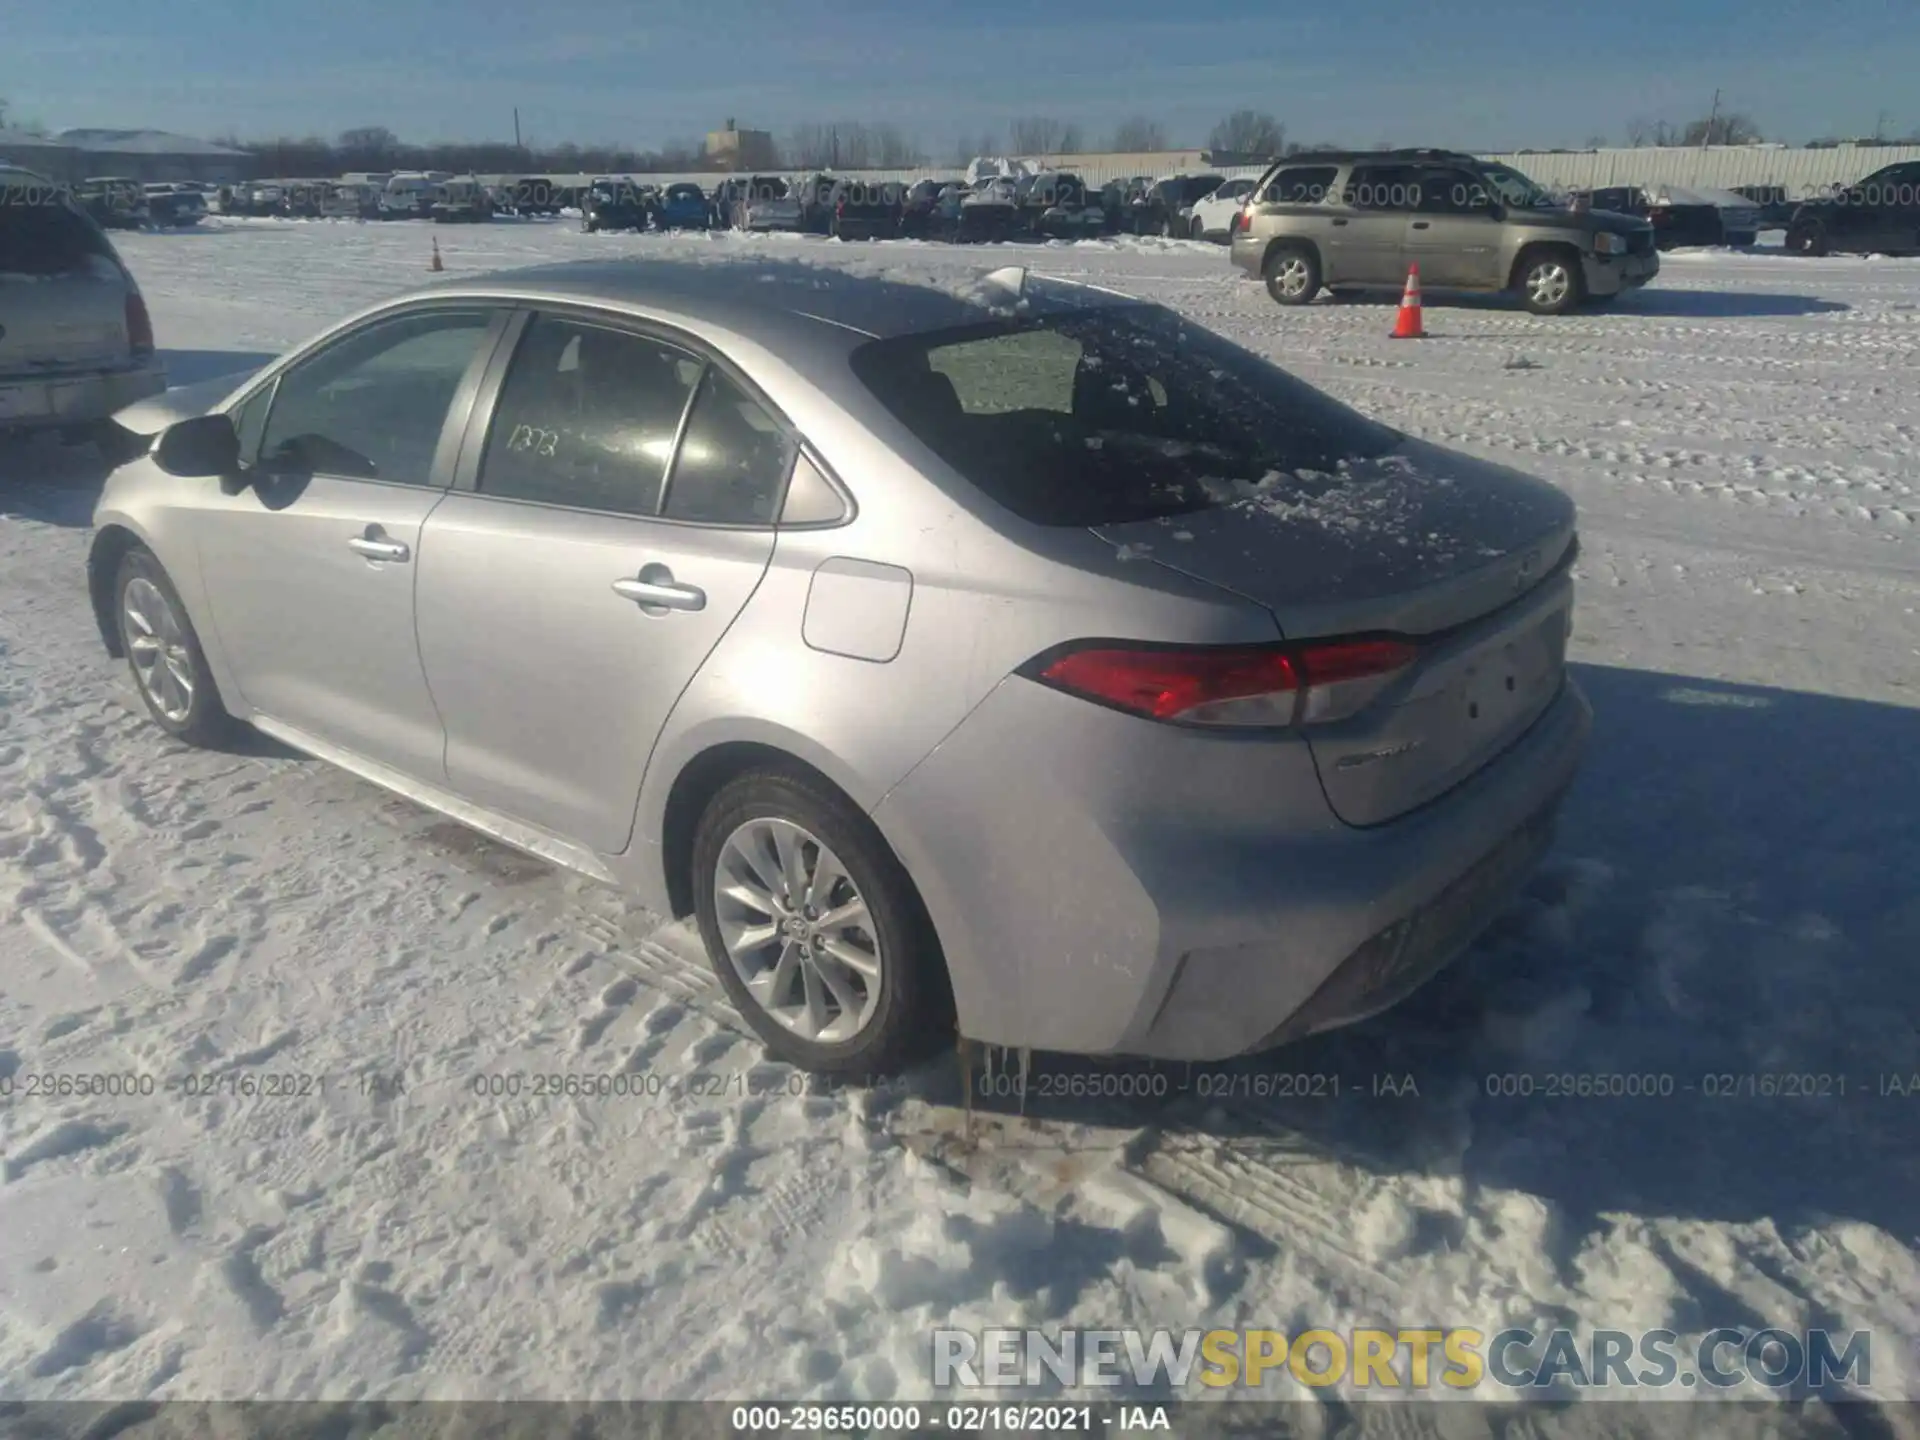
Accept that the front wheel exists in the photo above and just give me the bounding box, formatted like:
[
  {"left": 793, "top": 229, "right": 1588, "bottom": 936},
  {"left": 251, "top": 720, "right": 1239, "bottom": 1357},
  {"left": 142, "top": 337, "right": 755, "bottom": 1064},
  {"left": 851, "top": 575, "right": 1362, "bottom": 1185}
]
[
  {"left": 1190, "top": 216, "right": 1207, "bottom": 240},
  {"left": 1264, "top": 245, "right": 1322, "bottom": 305},
  {"left": 114, "top": 547, "right": 235, "bottom": 747},
  {"left": 1785, "top": 220, "right": 1829, "bottom": 257},
  {"left": 1517, "top": 250, "right": 1585, "bottom": 315},
  {"left": 691, "top": 768, "right": 952, "bottom": 1078}
]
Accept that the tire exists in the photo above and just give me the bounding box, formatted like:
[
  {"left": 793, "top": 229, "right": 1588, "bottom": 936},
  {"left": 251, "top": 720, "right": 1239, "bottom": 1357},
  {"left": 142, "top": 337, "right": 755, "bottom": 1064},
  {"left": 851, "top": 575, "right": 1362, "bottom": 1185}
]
[
  {"left": 1191, "top": 216, "right": 1207, "bottom": 240},
  {"left": 1264, "top": 244, "right": 1321, "bottom": 305},
  {"left": 1785, "top": 220, "right": 1828, "bottom": 257},
  {"left": 691, "top": 766, "right": 952, "bottom": 1078},
  {"left": 1516, "top": 248, "right": 1586, "bottom": 315},
  {"left": 113, "top": 547, "right": 236, "bottom": 747}
]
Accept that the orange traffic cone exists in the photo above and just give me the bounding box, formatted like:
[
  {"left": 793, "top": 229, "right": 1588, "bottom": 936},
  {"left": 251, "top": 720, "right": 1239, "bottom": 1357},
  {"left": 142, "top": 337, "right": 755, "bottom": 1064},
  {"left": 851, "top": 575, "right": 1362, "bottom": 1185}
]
[
  {"left": 1390, "top": 263, "right": 1424, "bottom": 339},
  {"left": 430, "top": 236, "right": 444, "bottom": 272}
]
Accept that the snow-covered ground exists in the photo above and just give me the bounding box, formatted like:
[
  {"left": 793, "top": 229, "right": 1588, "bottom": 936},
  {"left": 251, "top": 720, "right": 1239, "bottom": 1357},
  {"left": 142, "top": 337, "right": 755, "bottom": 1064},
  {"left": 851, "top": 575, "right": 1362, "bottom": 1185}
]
[{"left": 2, "top": 217, "right": 1917, "bottom": 1422}]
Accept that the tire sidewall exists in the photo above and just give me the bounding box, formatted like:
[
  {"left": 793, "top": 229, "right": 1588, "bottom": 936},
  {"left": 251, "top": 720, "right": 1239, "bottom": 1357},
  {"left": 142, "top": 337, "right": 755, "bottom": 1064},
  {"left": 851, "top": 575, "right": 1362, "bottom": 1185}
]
[
  {"left": 691, "top": 770, "right": 946, "bottom": 1077},
  {"left": 114, "top": 548, "right": 227, "bottom": 743}
]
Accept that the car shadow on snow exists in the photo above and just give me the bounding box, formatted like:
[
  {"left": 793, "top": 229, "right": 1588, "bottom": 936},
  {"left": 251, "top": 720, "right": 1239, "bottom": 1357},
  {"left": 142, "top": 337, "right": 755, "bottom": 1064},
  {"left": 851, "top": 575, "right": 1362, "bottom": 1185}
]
[
  {"left": 940, "top": 663, "right": 1920, "bottom": 1244},
  {"left": 1323, "top": 289, "right": 1848, "bottom": 319},
  {"left": 0, "top": 349, "right": 275, "bottom": 524}
]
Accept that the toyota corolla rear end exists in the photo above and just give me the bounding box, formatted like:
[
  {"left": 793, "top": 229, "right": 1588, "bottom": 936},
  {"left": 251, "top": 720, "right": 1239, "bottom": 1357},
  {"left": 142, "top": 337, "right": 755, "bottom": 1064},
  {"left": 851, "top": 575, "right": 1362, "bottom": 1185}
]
[{"left": 854, "top": 291, "right": 1591, "bottom": 1061}]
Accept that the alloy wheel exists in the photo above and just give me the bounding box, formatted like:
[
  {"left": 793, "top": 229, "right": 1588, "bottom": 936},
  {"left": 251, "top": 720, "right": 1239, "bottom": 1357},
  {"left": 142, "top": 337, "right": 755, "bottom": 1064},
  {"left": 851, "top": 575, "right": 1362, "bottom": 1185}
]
[
  {"left": 1526, "top": 261, "right": 1572, "bottom": 309},
  {"left": 713, "top": 817, "right": 883, "bottom": 1043},
  {"left": 1273, "top": 256, "right": 1312, "bottom": 298},
  {"left": 122, "top": 576, "right": 195, "bottom": 723}
]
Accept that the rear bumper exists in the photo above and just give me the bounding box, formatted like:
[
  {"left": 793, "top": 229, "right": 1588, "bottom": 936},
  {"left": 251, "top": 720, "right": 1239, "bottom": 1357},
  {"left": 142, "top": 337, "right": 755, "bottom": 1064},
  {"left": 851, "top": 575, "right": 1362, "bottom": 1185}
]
[
  {"left": 873, "top": 674, "right": 1593, "bottom": 1061},
  {"left": 1229, "top": 235, "right": 1266, "bottom": 277},
  {"left": 0, "top": 360, "right": 167, "bottom": 430}
]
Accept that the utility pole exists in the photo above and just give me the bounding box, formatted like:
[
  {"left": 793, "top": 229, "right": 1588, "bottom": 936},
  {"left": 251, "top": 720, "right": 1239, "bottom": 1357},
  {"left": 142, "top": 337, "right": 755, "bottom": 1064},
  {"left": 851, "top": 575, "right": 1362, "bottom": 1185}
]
[{"left": 1704, "top": 88, "right": 1721, "bottom": 148}]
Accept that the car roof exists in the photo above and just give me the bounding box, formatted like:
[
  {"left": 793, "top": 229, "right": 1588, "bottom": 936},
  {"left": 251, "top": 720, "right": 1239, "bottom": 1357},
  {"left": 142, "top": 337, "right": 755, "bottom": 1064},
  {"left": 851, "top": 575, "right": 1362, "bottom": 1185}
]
[
  {"left": 398, "top": 257, "right": 1136, "bottom": 343},
  {"left": 1268, "top": 148, "right": 1481, "bottom": 165}
]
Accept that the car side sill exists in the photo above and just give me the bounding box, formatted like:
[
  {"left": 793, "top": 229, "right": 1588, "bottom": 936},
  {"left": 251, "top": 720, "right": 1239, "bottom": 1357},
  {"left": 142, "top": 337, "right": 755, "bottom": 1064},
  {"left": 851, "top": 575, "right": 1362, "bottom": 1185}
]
[{"left": 247, "top": 714, "right": 620, "bottom": 888}]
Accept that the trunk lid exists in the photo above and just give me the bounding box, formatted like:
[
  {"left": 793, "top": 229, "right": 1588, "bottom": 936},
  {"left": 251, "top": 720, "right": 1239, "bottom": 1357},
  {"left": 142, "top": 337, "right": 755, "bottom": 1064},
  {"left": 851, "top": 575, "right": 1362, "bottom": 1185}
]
[
  {"left": 0, "top": 199, "right": 131, "bottom": 378},
  {"left": 1093, "top": 438, "right": 1578, "bottom": 826}
]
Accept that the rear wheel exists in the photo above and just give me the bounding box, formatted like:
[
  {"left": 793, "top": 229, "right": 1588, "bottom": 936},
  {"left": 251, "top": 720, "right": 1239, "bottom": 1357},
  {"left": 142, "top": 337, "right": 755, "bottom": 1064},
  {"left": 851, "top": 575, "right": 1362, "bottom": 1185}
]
[
  {"left": 114, "top": 547, "right": 235, "bottom": 747},
  {"left": 1517, "top": 248, "right": 1585, "bottom": 315},
  {"left": 691, "top": 767, "right": 952, "bottom": 1078},
  {"left": 1264, "top": 244, "right": 1321, "bottom": 305}
]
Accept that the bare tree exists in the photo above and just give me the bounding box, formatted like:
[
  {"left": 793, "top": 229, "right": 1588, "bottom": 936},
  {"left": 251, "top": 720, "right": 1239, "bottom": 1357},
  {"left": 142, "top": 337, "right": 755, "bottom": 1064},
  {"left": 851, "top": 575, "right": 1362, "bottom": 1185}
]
[
  {"left": 1681, "top": 111, "right": 1762, "bottom": 145},
  {"left": 1009, "top": 116, "right": 1076, "bottom": 154},
  {"left": 337, "top": 126, "right": 402, "bottom": 169},
  {"left": 867, "top": 123, "right": 923, "bottom": 167},
  {"left": 0, "top": 96, "right": 9, "bottom": 128},
  {"left": 1207, "top": 110, "right": 1285, "bottom": 158},
  {"left": 1651, "top": 119, "right": 1681, "bottom": 146},
  {"left": 787, "top": 123, "right": 834, "bottom": 169},
  {"left": 1108, "top": 115, "right": 1167, "bottom": 152},
  {"left": 1583, "top": 133, "right": 1608, "bottom": 149},
  {"left": 1624, "top": 116, "right": 1650, "bottom": 147}
]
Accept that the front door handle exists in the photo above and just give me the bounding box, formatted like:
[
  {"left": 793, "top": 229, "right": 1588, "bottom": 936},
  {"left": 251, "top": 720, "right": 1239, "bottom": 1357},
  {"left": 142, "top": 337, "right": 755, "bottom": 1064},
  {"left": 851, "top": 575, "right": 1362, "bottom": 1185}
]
[
  {"left": 348, "top": 531, "right": 410, "bottom": 562},
  {"left": 1331, "top": 217, "right": 1349, "bottom": 226},
  {"left": 613, "top": 563, "right": 706, "bottom": 613},
  {"left": 1411, "top": 220, "right": 1431, "bottom": 229}
]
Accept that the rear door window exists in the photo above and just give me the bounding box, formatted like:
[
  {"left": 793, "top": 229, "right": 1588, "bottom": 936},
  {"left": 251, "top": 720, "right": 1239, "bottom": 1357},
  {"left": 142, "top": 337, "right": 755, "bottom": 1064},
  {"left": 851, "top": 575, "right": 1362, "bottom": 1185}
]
[
  {"left": 851, "top": 303, "right": 1399, "bottom": 527},
  {"left": 659, "top": 369, "right": 796, "bottom": 526},
  {"left": 1344, "top": 165, "right": 1421, "bottom": 211},
  {"left": 477, "top": 314, "right": 703, "bottom": 516}
]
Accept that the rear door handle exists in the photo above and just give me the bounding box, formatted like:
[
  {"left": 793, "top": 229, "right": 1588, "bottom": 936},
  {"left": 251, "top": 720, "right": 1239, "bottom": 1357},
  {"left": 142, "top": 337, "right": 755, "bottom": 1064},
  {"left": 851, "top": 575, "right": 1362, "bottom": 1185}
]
[
  {"left": 348, "top": 532, "right": 410, "bottom": 562},
  {"left": 613, "top": 563, "right": 706, "bottom": 613},
  {"left": 1331, "top": 217, "right": 1349, "bottom": 226},
  {"left": 1411, "top": 220, "right": 1431, "bottom": 229}
]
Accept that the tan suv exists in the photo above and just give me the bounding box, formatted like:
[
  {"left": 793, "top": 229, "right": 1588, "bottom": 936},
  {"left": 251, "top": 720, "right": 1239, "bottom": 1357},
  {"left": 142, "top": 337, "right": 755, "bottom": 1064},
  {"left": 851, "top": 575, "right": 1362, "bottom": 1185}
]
[
  {"left": 1, "top": 167, "right": 165, "bottom": 449},
  {"left": 1229, "top": 149, "right": 1659, "bottom": 315}
]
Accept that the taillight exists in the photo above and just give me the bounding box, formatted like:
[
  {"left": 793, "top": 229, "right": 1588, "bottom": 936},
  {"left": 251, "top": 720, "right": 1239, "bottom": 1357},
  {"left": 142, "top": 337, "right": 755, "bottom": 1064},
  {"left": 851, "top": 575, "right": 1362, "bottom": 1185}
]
[
  {"left": 1650, "top": 207, "right": 1673, "bottom": 226},
  {"left": 125, "top": 291, "right": 155, "bottom": 354},
  {"left": 836, "top": 201, "right": 846, "bottom": 217},
  {"left": 1027, "top": 638, "right": 1417, "bottom": 728}
]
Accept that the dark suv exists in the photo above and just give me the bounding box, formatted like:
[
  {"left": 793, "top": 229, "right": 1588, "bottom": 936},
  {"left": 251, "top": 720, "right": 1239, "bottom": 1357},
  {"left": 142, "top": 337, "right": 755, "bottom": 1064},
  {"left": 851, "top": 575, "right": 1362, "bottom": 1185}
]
[
  {"left": 1230, "top": 148, "right": 1659, "bottom": 315},
  {"left": 1785, "top": 161, "right": 1920, "bottom": 257}
]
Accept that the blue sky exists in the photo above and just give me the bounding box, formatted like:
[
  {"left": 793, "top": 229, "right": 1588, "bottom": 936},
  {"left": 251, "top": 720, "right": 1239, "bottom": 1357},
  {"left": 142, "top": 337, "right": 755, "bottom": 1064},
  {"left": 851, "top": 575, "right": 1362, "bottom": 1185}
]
[{"left": 5, "top": 0, "right": 1917, "bottom": 154}]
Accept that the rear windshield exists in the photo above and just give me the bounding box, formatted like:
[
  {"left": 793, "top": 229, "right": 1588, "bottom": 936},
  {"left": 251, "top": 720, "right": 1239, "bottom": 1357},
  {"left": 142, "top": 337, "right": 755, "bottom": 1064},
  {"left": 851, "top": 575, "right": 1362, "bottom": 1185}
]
[
  {"left": 0, "top": 191, "right": 118, "bottom": 277},
  {"left": 850, "top": 303, "right": 1400, "bottom": 526}
]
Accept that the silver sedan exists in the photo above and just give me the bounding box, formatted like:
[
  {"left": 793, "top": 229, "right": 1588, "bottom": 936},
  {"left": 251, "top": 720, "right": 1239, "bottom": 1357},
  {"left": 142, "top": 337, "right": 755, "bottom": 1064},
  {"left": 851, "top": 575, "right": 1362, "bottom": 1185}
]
[{"left": 90, "top": 257, "right": 1591, "bottom": 1077}]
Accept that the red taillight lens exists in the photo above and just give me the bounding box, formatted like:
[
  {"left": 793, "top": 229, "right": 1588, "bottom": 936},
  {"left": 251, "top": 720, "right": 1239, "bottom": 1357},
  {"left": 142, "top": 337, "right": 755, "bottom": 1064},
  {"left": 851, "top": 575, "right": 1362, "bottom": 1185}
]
[
  {"left": 1032, "top": 638, "right": 1417, "bottom": 728},
  {"left": 125, "top": 291, "right": 155, "bottom": 354}
]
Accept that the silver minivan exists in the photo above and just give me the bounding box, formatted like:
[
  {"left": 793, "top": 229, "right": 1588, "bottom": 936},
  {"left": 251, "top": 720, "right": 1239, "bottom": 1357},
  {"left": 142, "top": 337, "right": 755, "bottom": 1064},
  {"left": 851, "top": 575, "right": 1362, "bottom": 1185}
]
[{"left": 0, "top": 167, "right": 165, "bottom": 445}]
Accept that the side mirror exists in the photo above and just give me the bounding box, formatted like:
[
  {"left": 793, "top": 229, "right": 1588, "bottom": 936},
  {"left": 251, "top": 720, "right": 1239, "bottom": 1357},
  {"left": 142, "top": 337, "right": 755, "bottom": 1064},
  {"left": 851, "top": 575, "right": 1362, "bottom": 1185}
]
[{"left": 153, "top": 413, "right": 240, "bottom": 477}]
